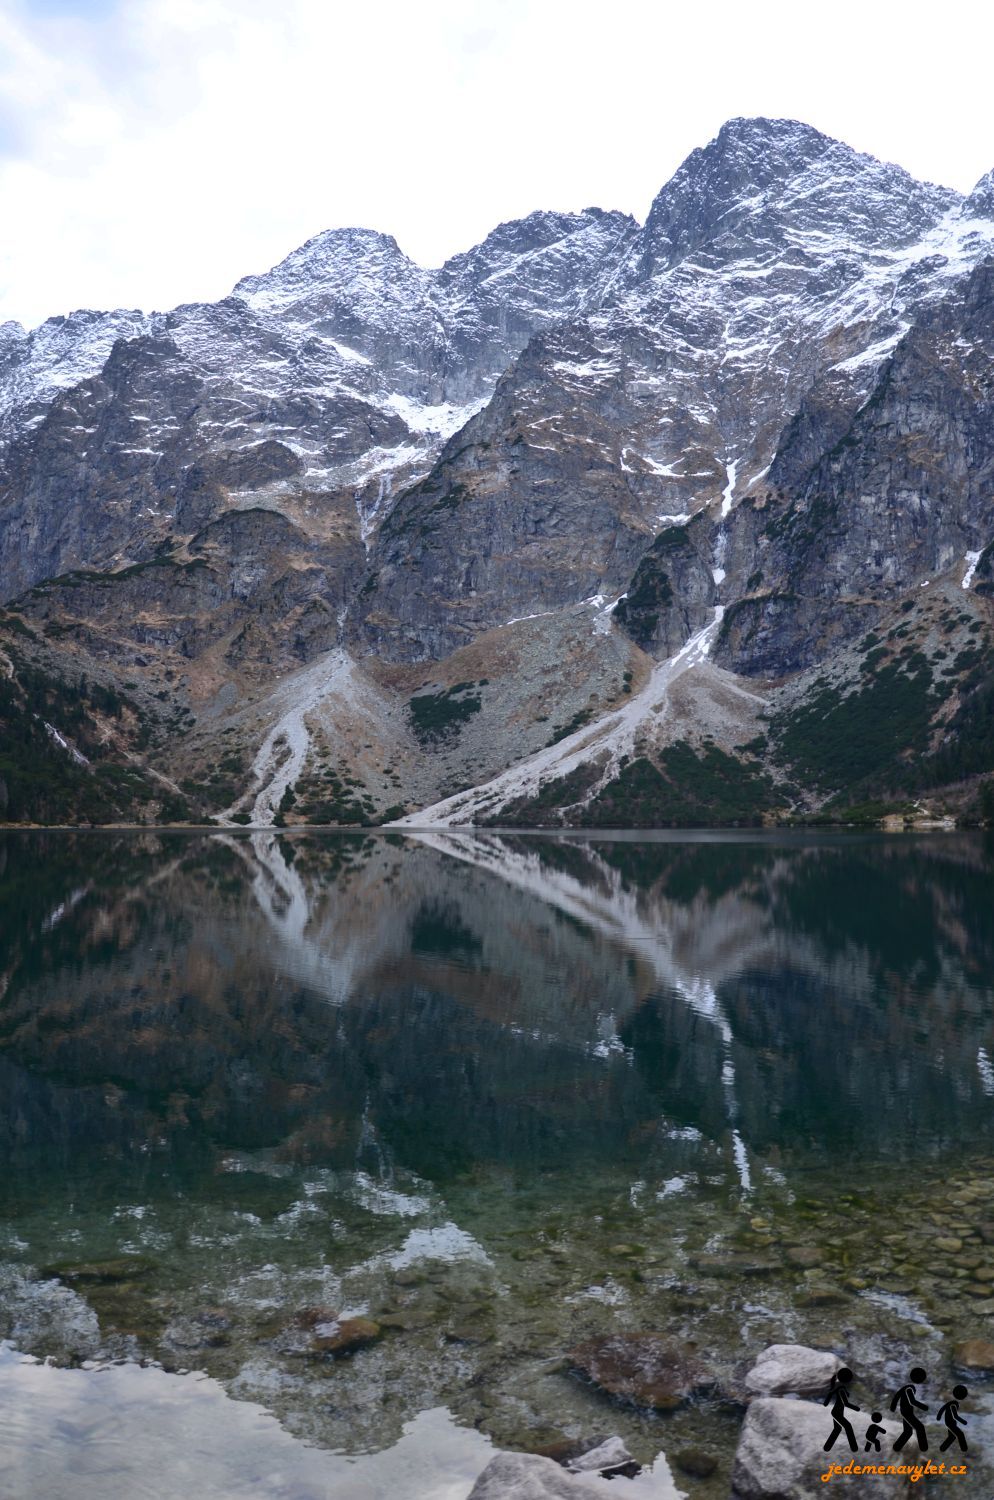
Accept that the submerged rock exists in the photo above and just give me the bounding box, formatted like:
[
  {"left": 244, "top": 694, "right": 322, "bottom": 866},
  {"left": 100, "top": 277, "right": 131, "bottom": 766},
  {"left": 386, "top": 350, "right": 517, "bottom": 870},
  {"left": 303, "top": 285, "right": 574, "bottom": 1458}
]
[
  {"left": 568, "top": 1333, "right": 709, "bottom": 1410},
  {"left": 953, "top": 1338, "right": 994, "bottom": 1374},
  {"left": 467, "top": 1452, "right": 591, "bottom": 1497},
  {"left": 785, "top": 1246, "right": 824, "bottom": 1268},
  {"left": 564, "top": 1434, "right": 638, "bottom": 1477},
  {"left": 674, "top": 1447, "right": 718, "bottom": 1478},
  {"left": 162, "top": 1307, "right": 233, "bottom": 1350},
  {"left": 308, "top": 1315, "right": 381, "bottom": 1357},
  {"left": 40, "top": 1256, "right": 157, "bottom": 1286},
  {"left": 691, "top": 1252, "right": 781, "bottom": 1278},
  {"left": 744, "top": 1343, "right": 841, "bottom": 1398}
]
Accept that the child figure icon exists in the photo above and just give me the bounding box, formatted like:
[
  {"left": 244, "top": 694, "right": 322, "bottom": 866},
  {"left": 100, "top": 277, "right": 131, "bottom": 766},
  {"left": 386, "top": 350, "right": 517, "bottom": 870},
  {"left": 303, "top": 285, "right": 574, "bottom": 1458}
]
[
  {"left": 937, "top": 1386, "right": 969, "bottom": 1453},
  {"left": 864, "top": 1412, "right": 886, "bottom": 1452}
]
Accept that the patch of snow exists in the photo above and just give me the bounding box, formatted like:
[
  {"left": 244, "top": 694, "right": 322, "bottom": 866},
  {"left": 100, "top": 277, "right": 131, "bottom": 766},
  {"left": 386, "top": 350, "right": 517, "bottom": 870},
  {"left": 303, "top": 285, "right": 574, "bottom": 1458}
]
[
  {"left": 502, "top": 607, "right": 559, "bottom": 627},
  {"left": 384, "top": 392, "right": 486, "bottom": 439},
  {"left": 962, "top": 550, "right": 982, "bottom": 589},
  {"left": 43, "top": 722, "right": 89, "bottom": 767},
  {"left": 720, "top": 458, "right": 738, "bottom": 518},
  {"left": 622, "top": 447, "right": 683, "bottom": 477},
  {"left": 327, "top": 338, "right": 371, "bottom": 365},
  {"left": 219, "top": 649, "right": 353, "bottom": 826},
  {"left": 551, "top": 355, "right": 619, "bottom": 381},
  {"left": 831, "top": 327, "right": 908, "bottom": 373}
]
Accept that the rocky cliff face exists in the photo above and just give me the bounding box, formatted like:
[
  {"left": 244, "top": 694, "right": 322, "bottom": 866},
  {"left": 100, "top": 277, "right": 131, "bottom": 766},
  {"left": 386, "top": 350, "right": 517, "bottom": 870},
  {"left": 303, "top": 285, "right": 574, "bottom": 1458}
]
[
  {"left": 1, "top": 117, "right": 993, "bottom": 826},
  {"left": 715, "top": 260, "right": 994, "bottom": 675}
]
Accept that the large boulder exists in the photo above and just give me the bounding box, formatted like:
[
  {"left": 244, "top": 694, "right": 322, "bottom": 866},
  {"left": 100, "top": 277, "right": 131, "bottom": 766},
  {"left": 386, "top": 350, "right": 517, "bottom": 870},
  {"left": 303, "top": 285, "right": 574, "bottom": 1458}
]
[
  {"left": 744, "top": 1344, "right": 842, "bottom": 1398},
  {"left": 731, "top": 1398, "right": 920, "bottom": 1498},
  {"left": 568, "top": 1333, "right": 709, "bottom": 1410}
]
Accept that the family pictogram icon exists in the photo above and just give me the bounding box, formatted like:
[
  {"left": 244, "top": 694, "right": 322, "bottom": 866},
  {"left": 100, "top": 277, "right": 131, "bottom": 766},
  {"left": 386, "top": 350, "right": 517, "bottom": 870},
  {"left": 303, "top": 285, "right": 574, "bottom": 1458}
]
[{"left": 822, "top": 1367, "right": 969, "bottom": 1454}]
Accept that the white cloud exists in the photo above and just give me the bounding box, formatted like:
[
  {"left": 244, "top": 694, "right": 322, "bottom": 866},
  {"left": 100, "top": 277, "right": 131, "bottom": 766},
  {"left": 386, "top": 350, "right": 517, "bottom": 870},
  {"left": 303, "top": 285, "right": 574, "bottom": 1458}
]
[{"left": 1, "top": 0, "right": 992, "bottom": 328}]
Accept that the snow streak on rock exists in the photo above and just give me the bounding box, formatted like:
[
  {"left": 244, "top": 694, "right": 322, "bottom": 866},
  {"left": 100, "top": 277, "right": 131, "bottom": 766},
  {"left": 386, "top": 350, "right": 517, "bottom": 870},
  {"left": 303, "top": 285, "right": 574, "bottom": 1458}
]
[
  {"left": 393, "top": 608, "right": 725, "bottom": 827},
  {"left": 219, "top": 649, "right": 354, "bottom": 826}
]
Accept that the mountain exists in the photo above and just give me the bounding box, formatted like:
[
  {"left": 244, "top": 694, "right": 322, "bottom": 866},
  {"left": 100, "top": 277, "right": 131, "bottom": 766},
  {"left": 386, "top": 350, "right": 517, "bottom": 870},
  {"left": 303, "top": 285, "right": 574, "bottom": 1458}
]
[{"left": 1, "top": 117, "right": 993, "bottom": 828}]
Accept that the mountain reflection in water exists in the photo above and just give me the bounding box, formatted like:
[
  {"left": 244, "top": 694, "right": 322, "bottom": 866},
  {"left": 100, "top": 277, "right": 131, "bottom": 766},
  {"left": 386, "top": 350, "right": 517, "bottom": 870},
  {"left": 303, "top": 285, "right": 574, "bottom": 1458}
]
[
  {"left": 2, "top": 829, "right": 994, "bottom": 1493},
  {"left": 2, "top": 829, "right": 992, "bottom": 1185}
]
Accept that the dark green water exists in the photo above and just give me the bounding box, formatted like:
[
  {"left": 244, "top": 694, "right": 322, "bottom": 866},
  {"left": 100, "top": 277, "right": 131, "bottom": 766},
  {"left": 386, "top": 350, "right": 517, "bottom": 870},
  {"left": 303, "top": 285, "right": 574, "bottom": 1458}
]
[{"left": 2, "top": 828, "right": 993, "bottom": 1497}]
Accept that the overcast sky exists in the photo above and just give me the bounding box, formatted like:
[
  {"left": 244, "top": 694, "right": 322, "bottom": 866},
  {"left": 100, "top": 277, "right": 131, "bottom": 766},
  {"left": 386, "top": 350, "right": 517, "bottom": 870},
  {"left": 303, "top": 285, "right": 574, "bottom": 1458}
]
[{"left": 2, "top": 0, "right": 993, "bottom": 329}]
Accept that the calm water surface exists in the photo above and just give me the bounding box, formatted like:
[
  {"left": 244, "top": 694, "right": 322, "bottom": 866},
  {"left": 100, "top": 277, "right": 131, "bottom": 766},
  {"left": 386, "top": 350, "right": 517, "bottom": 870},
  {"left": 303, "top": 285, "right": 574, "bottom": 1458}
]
[{"left": 2, "top": 829, "right": 994, "bottom": 1496}]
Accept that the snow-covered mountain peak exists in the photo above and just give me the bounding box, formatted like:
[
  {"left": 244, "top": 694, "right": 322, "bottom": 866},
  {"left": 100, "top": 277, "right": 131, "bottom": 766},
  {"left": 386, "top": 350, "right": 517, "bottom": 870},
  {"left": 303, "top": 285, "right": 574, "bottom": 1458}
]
[
  {"left": 0, "top": 305, "right": 150, "bottom": 449},
  {"left": 441, "top": 206, "right": 634, "bottom": 281},
  {"left": 966, "top": 167, "right": 994, "bottom": 219},
  {"left": 231, "top": 225, "right": 432, "bottom": 324},
  {"left": 633, "top": 118, "right": 960, "bottom": 281}
]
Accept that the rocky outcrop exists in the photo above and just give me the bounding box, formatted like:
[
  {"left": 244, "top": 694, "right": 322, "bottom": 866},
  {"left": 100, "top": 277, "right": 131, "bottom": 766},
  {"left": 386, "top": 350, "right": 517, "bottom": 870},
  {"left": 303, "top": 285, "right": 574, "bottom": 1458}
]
[
  {"left": 356, "top": 326, "right": 656, "bottom": 660},
  {"left": 715, "top": 261, "right": 994, "bottom": 676},
  {"left": 744, "top": 1344, "right": 842, "bottom": 1398},
  {"left": 13, "top": 507, "right": 352, "bottom": 674},
  {"left": 613, "top": 523, "right": 716, "bottom": 656}
]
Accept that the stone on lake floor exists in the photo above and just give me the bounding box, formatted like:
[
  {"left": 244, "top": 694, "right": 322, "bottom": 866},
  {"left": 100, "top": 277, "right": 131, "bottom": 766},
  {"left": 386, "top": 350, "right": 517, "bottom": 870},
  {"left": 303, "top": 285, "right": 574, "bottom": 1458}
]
[
  {"left": 308, "top": 1315, "right": 381, "bottom": 1357},
  {"left": 294, "top": 1305, "right": 339, "bottom": 1329},
  {"left": 162, "top": 1307, "right": 233, "bottom": 1350},
  {"left": 785, "top": 1246, "right": 824, "bottom": 1268},
  {"left": 744, "top": 1343, "right": 841, "bottom": 1398},
  {"left": 564, "top": 1434, "right": 637, "bottom": 1477},
  {"left": 731, "top": 1398, "right": 916, "bottom": 1498},
  {"left": 40, "top": 1256, "right": 157, "bottom": 1286},
  {"left": 378, "top": 1307, "right": 438, "bottom": 1332},
  {"left": 798, "top": 1285, "right": 848, "bottom": 1307},
  {"left": 691, "top": 1252, "right": 781, "bottom": 1278},
  {"left": 953, "top": 1338, "right": 994, "bottom": 1373},
  {"left": 674, "top": 1446, "right": 718, "bottom": 1478},
  {"left": 568, "top": 1333, "right": 709, "bottom": 1410}
]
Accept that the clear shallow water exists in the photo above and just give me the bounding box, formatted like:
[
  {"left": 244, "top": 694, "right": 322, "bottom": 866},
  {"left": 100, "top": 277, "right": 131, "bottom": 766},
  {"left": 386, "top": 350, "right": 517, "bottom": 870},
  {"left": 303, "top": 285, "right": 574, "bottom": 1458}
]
[{"left": 2, "top": 828, "right": 994, "bottom": 1496}]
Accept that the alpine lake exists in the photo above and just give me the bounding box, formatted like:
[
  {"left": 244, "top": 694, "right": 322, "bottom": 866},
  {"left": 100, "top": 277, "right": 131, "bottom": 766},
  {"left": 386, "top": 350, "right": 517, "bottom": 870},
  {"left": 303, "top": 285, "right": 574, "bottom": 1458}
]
[{"left": 2, "top": 827, "right": 994, "bottom": 1497}]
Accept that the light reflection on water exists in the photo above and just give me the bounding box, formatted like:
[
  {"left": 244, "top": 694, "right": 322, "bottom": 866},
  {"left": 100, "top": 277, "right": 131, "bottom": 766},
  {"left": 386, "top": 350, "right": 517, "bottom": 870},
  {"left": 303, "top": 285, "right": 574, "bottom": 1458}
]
[
  {"left": 1, "top": 828, "right": 993, "bottom": 1497},
  {"left": 0, "top": 1344, "right": 680, "bottom": 1499}
]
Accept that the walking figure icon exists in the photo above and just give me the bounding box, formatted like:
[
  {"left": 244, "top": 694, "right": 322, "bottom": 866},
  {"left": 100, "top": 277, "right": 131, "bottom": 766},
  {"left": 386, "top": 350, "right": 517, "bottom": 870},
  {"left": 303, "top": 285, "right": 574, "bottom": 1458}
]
[
  {"left": 937, "top": 1386, "right": 969, "bottom": 1453},
  {"left": 822, "top": 1367, "right": 860, "bottom": 1452},
  {"left": 890, "top": 1367, "right": 929, "bottom": 1451}
]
